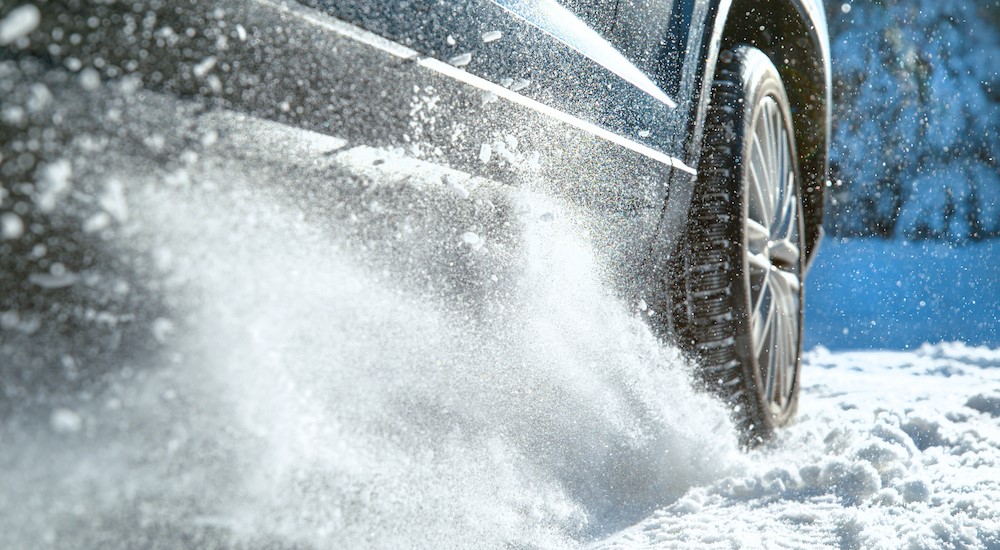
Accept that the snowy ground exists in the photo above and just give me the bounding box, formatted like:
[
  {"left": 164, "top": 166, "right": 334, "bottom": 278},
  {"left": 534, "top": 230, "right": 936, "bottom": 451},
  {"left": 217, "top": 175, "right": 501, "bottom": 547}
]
[
  {"left": 599, "top": 343, "right": 1000, "bottom": 548},
  {"left": 3, "top": 66, "right": 1000, "bottom": 549}
]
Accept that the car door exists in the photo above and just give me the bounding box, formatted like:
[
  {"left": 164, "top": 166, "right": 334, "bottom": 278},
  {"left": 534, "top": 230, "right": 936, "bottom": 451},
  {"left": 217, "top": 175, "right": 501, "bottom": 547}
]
[{"left": 312, "top": 0, "right": 684, "bottom": 154}]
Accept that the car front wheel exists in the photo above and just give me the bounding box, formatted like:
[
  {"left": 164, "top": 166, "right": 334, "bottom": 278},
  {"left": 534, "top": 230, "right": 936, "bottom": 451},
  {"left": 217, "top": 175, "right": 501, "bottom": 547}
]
[{"left": 671, "top": 45, "right": 805, "bottom": 445}]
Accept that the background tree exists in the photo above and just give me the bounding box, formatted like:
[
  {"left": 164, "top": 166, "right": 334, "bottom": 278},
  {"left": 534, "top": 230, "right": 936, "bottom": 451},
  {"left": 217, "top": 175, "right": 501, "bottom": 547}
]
[{"left": 826, "top": 0, "right": 1000, "bottom": 242}]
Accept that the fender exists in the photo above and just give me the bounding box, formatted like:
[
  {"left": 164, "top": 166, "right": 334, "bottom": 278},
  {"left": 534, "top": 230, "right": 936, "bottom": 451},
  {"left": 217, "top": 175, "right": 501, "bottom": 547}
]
[{"left": 690, "top": 0, "right": 831, "bottom": 265}]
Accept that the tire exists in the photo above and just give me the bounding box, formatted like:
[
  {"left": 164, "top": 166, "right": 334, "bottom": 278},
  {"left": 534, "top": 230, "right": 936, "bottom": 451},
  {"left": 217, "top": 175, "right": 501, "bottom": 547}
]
[{"left": 671, "top": 46, "right": 805, "bottom": 445}]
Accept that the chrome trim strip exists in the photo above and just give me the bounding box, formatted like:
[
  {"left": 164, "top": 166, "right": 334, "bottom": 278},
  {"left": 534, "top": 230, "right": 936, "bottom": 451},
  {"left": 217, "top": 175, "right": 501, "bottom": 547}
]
[
  {"left": 421, "top": 57, "right": 695, "bottom": 174},
  {"left": 492, "top": 0, "right": 678, "bottom": 109}
]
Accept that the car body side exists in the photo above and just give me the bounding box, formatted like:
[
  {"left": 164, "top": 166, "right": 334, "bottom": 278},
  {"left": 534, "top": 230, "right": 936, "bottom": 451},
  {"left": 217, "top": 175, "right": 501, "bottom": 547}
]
[
  {"left": 311, "top": 0, "right": 830, "bottom": 268},
  {"left": 1, "top": 0, "right": 829, "bottom": 312}
]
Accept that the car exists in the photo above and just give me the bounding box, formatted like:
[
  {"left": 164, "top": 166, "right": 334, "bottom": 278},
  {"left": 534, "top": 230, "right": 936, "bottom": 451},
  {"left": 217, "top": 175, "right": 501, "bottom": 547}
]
[{"left": 2, "top": 0, "right": 829, "bottom": 444}]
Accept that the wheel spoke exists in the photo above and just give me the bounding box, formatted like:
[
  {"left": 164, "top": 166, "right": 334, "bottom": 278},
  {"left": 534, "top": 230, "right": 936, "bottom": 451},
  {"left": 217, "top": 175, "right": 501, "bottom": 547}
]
[
  {"left": 746, "top": 219, "right": 769, "bottom": 252},
  {"left": 750, "top": 133, "right": 771, "bottom": 223},
  {"left": 763, "top": 274, "right": 783, "bottom": 405},
  {"left": 748, "top": 165, "right": 764, "bottom": 222},
  {"left": 773, "top": 128, "right": 787, "bottom": 229},
  {"left": 778, "top": 288, "right": 798, "bottom": 404},
  {"left": 766, "top": 102, "right": 779, "bottom": 212},
  {"left": 755, "top": 278, "right": 777, "bottom": 358},
  {"left": 771, "top": 268, "right": 801, "bottom": 294}
]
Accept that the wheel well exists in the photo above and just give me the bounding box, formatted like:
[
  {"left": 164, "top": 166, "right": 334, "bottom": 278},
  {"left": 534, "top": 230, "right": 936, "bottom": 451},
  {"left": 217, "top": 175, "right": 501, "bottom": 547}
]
[{"left": 717, "top": 0, "right": 830, "bottom": 262}]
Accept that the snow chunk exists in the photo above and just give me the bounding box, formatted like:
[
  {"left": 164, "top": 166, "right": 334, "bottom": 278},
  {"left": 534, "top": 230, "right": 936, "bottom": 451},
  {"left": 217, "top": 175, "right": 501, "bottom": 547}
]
[
  {"left": 448, "top": 52, "right": 472, "bottom": 67},
  {"left": 461, "top": 231, "right": 483, "bottom": 250},
  {"left": 899, "top": 415, "right": 947, "bottom": 450},
  {"left": 478, "top": 143, "right": 492, "bottom": 164},
  {"left": 510, "top": 79, "right": 531, "bottom": 92},
  {"left": 192, "top": 56, "right": 217, "bottom": 78},
  {"left": 50, "top": 408, "right": 82, "bottom": 434},
  {"left": 898, "top": 478, "right": 931, "bottom": 503},
  {"left": 819, "top": 458, "right": 881, "bottom": 504},
  {"left": 35, "top": 159, "right": 72, "bottom": 213},
  {"left": 0, "top": 4, "right": 41, "bottom": 46},
  {"left": 482, "top": 30, "right": 503, "bottom": 43},
  {"left": 481, "top": 91, "right": 499, "bottom": 105}
]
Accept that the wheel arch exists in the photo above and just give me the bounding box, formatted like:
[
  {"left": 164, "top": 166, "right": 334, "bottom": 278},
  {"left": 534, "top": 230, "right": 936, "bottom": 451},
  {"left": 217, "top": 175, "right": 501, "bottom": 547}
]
[{"left": 693, "top": 0, "right": 831, "bottom": 266}]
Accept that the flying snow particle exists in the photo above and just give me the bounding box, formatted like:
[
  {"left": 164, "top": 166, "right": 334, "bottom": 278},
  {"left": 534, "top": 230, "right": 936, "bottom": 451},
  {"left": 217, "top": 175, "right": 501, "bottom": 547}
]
[
  {"left": 50, "top": 408, "right": 82, "bottom": 434},
  {"left": 35, "top": 159, "right": 72, "bottom": 213},
  {"left": 201, "top": 130, "right": 219, "bottom": 147},
  {"left": 841, "top": 3, "right": 851, "bottom": 13},
  {"left": 151, "top": 317, "right": 175, "bottom": 344},
  {"left": 482, "top": 30, "right": 503, "bottom": 43},
  {"left": 510, "top": 79, "right": 531, "bottom": 92},
  {"left": 461, "top": 231, "right": 483, "bottom": 250},
  {"left": 236, "top": 24, "right": 247, "bottom": 42},
  {"left": 82, "top": 212, "right": 112, "bottom": 233},
  {"left": 29, "top": 263, "right": 78, "bottom": 289},
  {"left": 27, "top": 83, "right": 52, "bottom": 113},
  {"left": 479, "top": 143, "right": 492, "bottom": 163},
  {"left": 0, "top": 212, "right": 24, "bottom": 239},
  {"left": 449, "top": 52, "right": 473, "bottom": 67},
  {"left": 0, "top": 4, "right": 41, "bottom": 46},
  {"left": 79, "top": 67, "right": 101, "bottom": 91},
  {"left": 2, "top": 105, "right": 25, "bottom": 126},
  {"left": 192, "top": 56, "right": 217, "bottom": 78}
]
